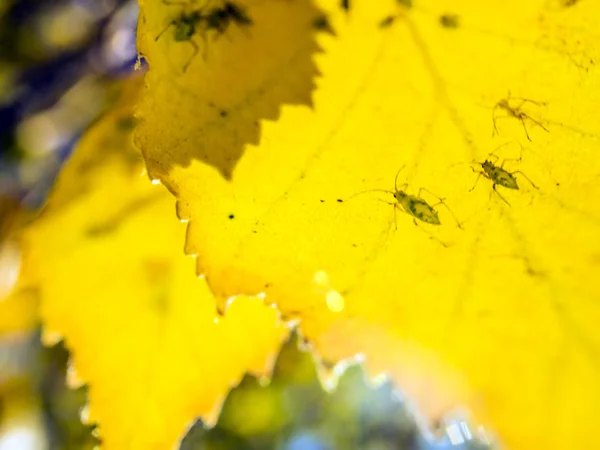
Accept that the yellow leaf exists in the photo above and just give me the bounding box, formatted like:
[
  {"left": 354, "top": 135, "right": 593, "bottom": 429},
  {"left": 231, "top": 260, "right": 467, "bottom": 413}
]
[
  {"left": 0, "top": 287, "right": 39, "bottom": 335},
  {"left": 0, "top": 197, "right": 38, "bottom": 335},
  {"left": 136, "top": 0, "right": 600, "bottom": 448},
  {"left": 21, "top": 76, "right": 289, "bottom": 450}
]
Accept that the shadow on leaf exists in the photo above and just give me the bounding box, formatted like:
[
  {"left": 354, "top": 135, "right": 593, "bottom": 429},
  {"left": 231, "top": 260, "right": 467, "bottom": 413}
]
[{"left": 136, "top": 0, "right": 328, "bottom": 179}]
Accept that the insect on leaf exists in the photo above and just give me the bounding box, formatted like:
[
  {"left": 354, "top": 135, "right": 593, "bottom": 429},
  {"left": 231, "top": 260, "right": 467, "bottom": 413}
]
[{"left": 135, "top": 0, "right": 600, "bottom": 449}]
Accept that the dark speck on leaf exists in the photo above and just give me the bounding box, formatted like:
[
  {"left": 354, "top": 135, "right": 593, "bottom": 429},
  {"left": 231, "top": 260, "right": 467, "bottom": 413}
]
[
  {"left": 220, "top": 110, "right": 228, "bottom": 117},
  {"left": 561, "top": 0, "right": 580, "bottom": 7},
  {"left": 379, "top": 15, "right": 396, "bottom": 28},
  {"left": 313, "top": 15, "right": 336, "bottom": 36},
  {"left": 439, "top": 14, "right": 459, "bottom": 29}
]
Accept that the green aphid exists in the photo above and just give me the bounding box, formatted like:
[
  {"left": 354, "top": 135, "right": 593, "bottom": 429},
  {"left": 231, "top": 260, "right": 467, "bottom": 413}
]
[
  {"left": 342, "top": 167, "right": 462, "bottom": 246},
  {"left": 471, "top": 148, "right": 538, "bottom": 205},
  {"left": 155, "top": 1, "right": 252, "bottom": 72},
  {"left": 394, "top": 189, "right": 441, "bottom": 226}
]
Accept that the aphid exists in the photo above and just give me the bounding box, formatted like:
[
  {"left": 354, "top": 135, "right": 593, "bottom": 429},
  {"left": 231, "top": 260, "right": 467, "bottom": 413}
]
[
  {"left": 344, "top": 167, "right": 462, "bottom": 246},
  {"left": 155, "top": 0, "right": 252, "bottom": 71},
  {"left": 470, "top": 145, "right": 538, "bottom": 206},
  {"left": 155, "top": 8, "right": 203, "bottom": 71},
  {"left": 492, "top": 94, "right": 549, "bottom": 141},
  {"left": 205, "top": 1, "right": 252, "bottom": 34}
]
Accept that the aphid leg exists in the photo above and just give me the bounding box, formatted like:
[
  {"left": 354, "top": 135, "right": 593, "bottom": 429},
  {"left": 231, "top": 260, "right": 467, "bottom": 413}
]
[
  {"left": 469, "top": 168, "right": 484, "bottom": 192},
  {"left": 155, "top": 21, "right": 175, "bottom": 41},
  {"left": 511, "top": 170, "right": 539, "bottom": 189},
  {"left": 492, "top": 184, "right": 511, "bottom": 206},
  {"left": 375, "top": 199, "right": 398, "bottom": 230},
  {"left": 182, "top": 38, "right": 200, "bottom": 72},
  {"left": 512, "top": 97, "right": 547, "bottom": 108},
  {"left": 418, "top": 187, "right": 463, "bottom": 229},
  {"left": 512, "top": 99, "right": 549, "bottom": 141},
  {"left": 198, "top": 28, "right": 211, "bottom": 60},
  {"left": 517, "top": 116, "right": 532, "bottom": 141},
  {"left": 412, "top": 219, "right": 450, "bottom": 248},
  {"left": 493, "top": 111, "right": 528, "bottom": 140},
  {"left": 492, "top": 103, "right": 502, "bottom": 137},
  {"left": 523, "top": 115, "right": 549, "bottom": 135}
]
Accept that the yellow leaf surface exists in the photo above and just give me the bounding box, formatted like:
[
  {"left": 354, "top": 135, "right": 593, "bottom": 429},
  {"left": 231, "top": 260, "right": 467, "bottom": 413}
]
[
  {"left": 136, "top": 0, "right": 600, "bottom": 449},
  {"left": 20, "top": 76, "right": 289, "bottom": 450}
]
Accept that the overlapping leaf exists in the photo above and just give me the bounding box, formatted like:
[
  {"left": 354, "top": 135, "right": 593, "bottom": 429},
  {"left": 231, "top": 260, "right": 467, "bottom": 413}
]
[
  {"left": 20, "top": 77, "right": 289, "bottom": 450},
  {"left": 136, "top": 0, "right": 600, "bottom": 448},
  {"left": 0, "top": 198, "right": 38, "bottom": 335}
]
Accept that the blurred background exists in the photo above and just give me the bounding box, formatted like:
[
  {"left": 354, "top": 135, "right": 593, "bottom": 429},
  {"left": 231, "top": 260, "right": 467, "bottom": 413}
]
[{"left": 0, "top": 1, "right": 493, "bottom": 449}]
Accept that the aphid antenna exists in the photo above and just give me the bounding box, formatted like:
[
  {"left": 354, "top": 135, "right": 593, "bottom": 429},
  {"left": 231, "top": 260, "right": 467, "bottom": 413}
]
[
  {"left": 489, "top": 141, "right": 526, "bottom": 168},
  {"left": 487, "top": 140, "right": 514, "bottom": 158},
  {"left": 343, "top": 188, "right": 395, "bottom": 203},
  {"left": 393, "top": 164, "right": 407, "bottom": 192},
  {"left": 447, "top": 160, "right": 473, "bottom": 169}
]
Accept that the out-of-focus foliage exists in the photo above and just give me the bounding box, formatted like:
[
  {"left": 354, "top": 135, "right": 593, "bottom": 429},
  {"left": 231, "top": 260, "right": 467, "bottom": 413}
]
[
  {"left": 0, "top": 196, "right": 37, "bottom": 335},
  {"left": 135, "top": 0, "right": 600, "bottom": 449},
  {"left": 39, "top": 341, "right": 98, "bottom": 450},
  {"left": 0, "top": 186, "right": 94, "bottom": 450},
  {"left": 180, "top": 332, "right": 491, "bottom": 450},
  {"left": 20, "top": 76, "right": 289, "bottom": 450},
  {"left": 2, "top": 1, "right": 141, "bottom": 449},
  {"left": 0, "top": 0, "right": 139, "bottom": 208},
  {"left": 0, "top": 332, "right": 98, "bottom": 449}
]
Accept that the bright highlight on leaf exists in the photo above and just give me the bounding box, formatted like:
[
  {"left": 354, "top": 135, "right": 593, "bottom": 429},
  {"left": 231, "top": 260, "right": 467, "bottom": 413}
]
[
  {"left": 20, "top": 77, "right": 289, "bottom": 450},
  {"left": 136, "top": 0, "right": 322, "bottom": 178}
]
